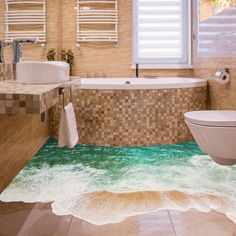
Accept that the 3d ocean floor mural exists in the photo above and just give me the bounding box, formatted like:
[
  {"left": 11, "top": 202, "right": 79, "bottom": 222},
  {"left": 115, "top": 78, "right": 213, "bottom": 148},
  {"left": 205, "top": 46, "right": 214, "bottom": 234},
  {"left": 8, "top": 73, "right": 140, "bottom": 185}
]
[{"left": 1, "top": 138, "right": 236, "bottom": 225}]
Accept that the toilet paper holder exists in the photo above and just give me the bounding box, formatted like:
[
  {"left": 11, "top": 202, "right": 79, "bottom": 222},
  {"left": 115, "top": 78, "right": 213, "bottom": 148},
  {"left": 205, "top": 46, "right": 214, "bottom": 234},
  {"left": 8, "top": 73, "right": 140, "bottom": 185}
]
[{"left": 215, "top": 68, "right": 230, "bottom": 84}]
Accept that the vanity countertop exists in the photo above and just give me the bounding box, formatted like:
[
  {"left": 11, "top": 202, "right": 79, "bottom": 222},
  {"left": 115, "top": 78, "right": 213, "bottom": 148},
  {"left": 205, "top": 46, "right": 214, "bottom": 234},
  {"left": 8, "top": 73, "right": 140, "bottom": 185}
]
[{"left": 0, "top": 77, "right": 81, "bottom": 115}]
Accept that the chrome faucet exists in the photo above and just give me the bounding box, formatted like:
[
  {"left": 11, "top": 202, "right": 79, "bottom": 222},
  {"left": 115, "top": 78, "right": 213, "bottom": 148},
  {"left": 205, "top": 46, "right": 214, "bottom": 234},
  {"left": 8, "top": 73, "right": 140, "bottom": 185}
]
[
  {"left": 0, "top": 41, "right": 6, "bottom": 64},
  {"left": 12, "top": 39, "right": 37, "bottom": 64}
]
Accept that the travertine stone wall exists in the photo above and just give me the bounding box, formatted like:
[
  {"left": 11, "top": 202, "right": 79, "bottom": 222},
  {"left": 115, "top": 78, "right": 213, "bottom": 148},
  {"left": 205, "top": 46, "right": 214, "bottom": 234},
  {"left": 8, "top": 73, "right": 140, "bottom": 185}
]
[
  {"left": 193, "top": 68, "right": 236, "bottom": 110},
  {"left": 50, "top": 86, "right": 207, "bottom": 146},
  {"left": 0, "top": 0, "right": 193, "bottom": 78},
  {"left": 0, "top": 0, "right": 62, "bottom": 64},
  {"left": 1, "top": 1, "right": 235, "bottom": 111},
  {"left": 61, "top": 0, "right": 193, "bottom": 78},
  {"left": 193, "top": 0, "right": 236, "bottom": 110}
]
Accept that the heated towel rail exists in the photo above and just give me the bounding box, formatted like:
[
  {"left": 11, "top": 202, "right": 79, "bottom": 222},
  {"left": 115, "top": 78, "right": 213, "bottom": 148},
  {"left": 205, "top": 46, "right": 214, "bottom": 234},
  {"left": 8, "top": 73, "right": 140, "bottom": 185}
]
[
  {"left": 76, "top": 0, "right": 118, "bottom": 46},
  {"left": 4, "top": 0, "right": 46, "bottom": 43}
]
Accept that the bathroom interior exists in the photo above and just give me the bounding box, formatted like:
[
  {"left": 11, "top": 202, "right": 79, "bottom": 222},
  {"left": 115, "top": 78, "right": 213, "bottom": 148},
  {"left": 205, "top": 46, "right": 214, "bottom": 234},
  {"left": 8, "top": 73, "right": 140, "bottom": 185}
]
[{"left": 1, "top": 0, "right": 236, "bottom": 235}]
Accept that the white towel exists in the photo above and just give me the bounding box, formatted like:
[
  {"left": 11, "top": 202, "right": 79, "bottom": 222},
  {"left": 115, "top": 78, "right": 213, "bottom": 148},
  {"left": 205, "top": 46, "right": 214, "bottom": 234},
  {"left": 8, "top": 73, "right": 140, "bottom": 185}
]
[{"left": 58, "top": 103, "right": 79, "bottom": 148}]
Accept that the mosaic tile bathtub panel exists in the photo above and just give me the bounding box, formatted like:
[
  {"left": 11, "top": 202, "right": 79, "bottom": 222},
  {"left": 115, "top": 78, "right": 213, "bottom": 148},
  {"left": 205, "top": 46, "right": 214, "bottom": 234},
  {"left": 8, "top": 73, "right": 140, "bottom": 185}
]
[
  {"left": 50, "top": 87, "right": 207, "bottom": 146},
  {"left": 1, "top": 138, "right": 236, "bottom": 225}
]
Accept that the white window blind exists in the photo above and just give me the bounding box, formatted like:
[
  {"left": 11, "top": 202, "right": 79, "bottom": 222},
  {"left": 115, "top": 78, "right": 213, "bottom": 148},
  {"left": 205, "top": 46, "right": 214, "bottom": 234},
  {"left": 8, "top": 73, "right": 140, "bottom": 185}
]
[{"left": 133, "top": 0, "right": 191, "bottom": 67}]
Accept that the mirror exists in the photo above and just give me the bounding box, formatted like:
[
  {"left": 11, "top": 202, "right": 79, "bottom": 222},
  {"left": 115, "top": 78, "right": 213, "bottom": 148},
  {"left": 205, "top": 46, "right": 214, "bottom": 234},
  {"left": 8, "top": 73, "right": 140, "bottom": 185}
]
[{"left": 198, "top": 0, "right": 236, "bottom": 57}]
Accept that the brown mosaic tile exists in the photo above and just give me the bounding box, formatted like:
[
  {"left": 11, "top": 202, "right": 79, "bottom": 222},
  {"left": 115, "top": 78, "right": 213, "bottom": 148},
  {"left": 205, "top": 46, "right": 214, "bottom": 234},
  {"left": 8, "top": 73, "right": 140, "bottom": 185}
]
[
  {"left": 0, "top": 78, "right": 80, "bottom": 115},
  {"left": 50, "top": 86, "right": 207, "bottom": 146},
  {"left": 0, "top": 90, "right": 59, "bottom": 115},
  {"left": 0, "top": 94, "right": 5, "bottom": 100},
  {"left": 19, "top": 100, "right": 25, "bottom": 107}
]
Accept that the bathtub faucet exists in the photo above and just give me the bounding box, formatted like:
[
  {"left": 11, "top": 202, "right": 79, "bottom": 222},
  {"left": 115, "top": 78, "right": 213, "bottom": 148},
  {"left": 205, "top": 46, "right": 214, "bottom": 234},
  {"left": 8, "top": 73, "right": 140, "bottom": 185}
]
[{"left": 136, "top": 64, "right": 139, "bottom": 78}]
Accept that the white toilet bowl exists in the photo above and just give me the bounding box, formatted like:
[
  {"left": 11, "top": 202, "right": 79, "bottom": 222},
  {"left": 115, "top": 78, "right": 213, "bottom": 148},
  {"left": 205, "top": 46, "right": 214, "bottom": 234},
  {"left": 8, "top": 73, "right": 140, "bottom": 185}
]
[{"left": 184, "top": 110, "right": 236, "bottom": 165}]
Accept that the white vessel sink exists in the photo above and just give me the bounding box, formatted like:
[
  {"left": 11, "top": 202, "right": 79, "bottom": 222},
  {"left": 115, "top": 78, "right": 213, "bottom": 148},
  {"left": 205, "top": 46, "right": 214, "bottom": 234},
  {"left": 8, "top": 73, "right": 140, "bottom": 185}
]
[{"left": 16, "top": 61, "right": 70, "bottom": 84}]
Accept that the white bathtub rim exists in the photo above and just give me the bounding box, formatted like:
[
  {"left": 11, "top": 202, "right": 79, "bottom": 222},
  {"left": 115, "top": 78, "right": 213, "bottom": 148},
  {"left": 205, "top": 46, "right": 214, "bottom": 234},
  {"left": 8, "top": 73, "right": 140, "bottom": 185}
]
[{"left": 79, "top": 77, "right": 207, "bottom": 90}]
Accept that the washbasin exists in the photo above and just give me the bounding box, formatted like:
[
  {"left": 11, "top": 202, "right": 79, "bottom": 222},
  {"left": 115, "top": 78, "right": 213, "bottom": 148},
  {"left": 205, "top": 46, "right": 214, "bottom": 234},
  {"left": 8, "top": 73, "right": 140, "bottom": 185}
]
[{"left": 16, "top": 61, "right": 70, "bottom": 84}]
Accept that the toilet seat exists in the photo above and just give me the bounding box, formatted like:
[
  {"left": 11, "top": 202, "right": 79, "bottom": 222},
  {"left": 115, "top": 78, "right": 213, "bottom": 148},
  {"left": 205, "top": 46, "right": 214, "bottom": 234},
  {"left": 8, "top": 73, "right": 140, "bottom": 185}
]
[{"left": 184, "top": 110, "right": 236, "bottom": 127}]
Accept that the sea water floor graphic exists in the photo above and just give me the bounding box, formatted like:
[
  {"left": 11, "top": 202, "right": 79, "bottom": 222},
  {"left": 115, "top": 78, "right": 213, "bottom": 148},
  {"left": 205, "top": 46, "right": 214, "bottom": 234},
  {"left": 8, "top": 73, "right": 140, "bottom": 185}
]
[{"left": 1, "top": 138, "right": 236, "bottom": 225}]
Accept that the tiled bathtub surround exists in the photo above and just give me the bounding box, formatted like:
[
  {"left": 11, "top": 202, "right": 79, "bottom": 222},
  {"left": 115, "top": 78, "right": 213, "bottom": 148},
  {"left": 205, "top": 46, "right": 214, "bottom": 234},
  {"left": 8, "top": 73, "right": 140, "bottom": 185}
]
[
  {"left": 0, "top": 64, "right": 13, "bottom": 81},
  {"left": 50, "top": 87, "right": 207, "bottom": 146}
]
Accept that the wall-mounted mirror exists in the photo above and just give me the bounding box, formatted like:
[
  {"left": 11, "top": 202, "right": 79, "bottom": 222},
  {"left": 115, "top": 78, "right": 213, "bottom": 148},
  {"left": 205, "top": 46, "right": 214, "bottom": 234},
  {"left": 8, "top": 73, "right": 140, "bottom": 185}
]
[{"left": 198, "top": 0, "right": 236, "bottom": 57}]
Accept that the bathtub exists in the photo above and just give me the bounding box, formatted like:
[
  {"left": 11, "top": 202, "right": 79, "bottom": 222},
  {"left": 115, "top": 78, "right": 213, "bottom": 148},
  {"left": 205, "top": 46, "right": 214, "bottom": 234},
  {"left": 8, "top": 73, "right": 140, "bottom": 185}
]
[
  {"left": 79, "top": 77, "right": 207, "bottom": 89},
  {"left": 51, "top": 77, "right": 207, "bottom": 146}
]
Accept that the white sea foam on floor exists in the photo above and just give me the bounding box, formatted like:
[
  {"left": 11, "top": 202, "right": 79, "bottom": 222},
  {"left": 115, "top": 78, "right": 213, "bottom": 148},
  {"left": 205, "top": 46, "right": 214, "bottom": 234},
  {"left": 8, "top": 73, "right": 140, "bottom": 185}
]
[{"left": 1, "top": 151, "right": 236, "bottom": 225}]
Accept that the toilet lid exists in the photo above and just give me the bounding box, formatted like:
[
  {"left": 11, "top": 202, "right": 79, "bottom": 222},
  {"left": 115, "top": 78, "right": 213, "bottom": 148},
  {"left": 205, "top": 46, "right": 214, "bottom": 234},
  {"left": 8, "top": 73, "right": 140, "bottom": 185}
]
[{"left": 184, "top": 110, "right": 236, "bottom": 127}]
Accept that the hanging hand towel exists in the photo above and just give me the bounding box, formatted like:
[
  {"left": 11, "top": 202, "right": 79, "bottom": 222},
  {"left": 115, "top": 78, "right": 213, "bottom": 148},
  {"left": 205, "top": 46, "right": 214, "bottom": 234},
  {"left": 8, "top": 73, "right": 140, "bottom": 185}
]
[{"left": 58, "top": 103, "right": 79, "bottom": 148}]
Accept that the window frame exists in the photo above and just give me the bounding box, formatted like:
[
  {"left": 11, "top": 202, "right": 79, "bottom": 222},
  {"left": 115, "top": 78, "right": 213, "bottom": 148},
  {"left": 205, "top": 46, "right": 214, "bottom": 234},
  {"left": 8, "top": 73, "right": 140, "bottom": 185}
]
[{"left": 132, "top": 0, "right": 192, "bottom": 69}]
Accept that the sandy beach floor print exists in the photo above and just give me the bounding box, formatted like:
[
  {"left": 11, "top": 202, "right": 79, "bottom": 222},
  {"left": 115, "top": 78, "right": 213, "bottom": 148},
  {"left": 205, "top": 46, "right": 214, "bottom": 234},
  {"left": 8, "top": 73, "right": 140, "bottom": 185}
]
[{"left": 1, "top": 138, "right": 236, "bottom": 225}]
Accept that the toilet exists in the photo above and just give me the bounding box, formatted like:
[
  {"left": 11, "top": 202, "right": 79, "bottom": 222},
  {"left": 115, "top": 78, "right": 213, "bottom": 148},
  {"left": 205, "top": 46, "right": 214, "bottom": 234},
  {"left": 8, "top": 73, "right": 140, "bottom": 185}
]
[{"left": 184, "top": 110, "right": 236, "bottom": 166}]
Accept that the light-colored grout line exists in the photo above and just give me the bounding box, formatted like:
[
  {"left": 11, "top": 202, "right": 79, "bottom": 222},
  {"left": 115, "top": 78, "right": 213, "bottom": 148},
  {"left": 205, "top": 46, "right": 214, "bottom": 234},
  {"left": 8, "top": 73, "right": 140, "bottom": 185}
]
[
  {"left": 66, "top": 215, "right": 74, "bottom": 236},
  {"left": 17, "top": 203, "right": 41, "bottom": 236},
  {"left": 168, "top": 210, "right": 177, "bottom": 236}
]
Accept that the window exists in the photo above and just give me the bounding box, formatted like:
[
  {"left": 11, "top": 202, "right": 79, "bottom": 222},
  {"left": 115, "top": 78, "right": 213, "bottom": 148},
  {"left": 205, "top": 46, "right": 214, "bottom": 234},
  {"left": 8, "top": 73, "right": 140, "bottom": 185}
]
[{"left": 133, "top": 0, "right": 191, "bottom": 69}]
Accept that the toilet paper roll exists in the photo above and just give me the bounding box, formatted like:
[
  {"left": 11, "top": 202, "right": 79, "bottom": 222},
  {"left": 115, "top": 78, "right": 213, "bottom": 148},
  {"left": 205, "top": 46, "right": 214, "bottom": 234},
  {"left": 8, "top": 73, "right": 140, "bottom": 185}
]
[{"left": 215, "top": 70, "right": 230, "bottom": 84}]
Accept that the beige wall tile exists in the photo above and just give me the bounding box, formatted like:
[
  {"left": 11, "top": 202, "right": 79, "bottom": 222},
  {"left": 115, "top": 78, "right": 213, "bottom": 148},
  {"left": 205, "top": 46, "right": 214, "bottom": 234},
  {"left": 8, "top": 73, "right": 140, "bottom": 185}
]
[
  {"left": 0, "top": 0, "right": 61, "bottom": 63},
  {"left": 192, "top": 0, "right": 236, "bottom": 109},
  {"left": 0, "top": 0, "right": 194, "bottom": 77}
]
